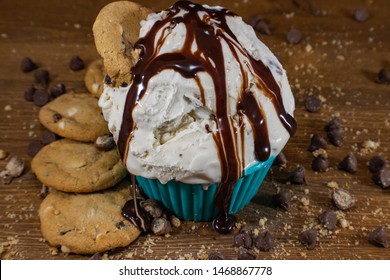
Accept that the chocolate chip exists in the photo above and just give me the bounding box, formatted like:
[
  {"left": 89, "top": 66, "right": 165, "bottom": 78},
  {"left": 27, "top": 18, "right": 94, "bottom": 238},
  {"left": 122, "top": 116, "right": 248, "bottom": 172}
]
[
  {"left": 247, "top": 14, "right": 261, "bottom": 28},
  {"left": 141, "top": 199, "right": 164, "bottom": 218},
  {"left": 286, "top": 27, "right": 302, "bottom": 44},
  {"left": 237, "top": 247, "right": 256, "bottom": 260},
  {"left": 327, "top": 127, "right": 345, "bottom": 147},
  {"left": 208, "top": 252, "right": 225, "bottom": 260},
  {"left": 232, "top": 230, "right": 253, "bottom": 249},
  {"left": 52, "top": 113, "right": 62, "bottom": 123},
  {"left": 255, "top": 20, "right": 271, "bottom": 35},
  {"left": 104, "top": 74, "right": 112, "bottom": 84},
  {"left": 304, "top": 95, "right": 322, "bottom": 112},
  {"left": 324, "top": 117, "right": 345, "bottom": 147},
  {"left": 332, "top": 188, "right": 355, "bottom": 210},
  {"left": 120, "top": 82, "right": 128, "bottom": 87},
  {"left": 318, "top": 210, "right": 337, "bottom": 230},
  {"left": 368, "top": 227, "right": 388, "bottom": 248},
  {"left": 353, "top": 8, "right": 369, "bottom": 22},
  {"left": 34, "top": 69, "right": 50, "bottom": 86},
  {"left": 375, "top": 68, "right": 390, "bottom": 84},
  {"left": 94, "top": 134, "right": 115, "bottom": 151},
  {"left": 298, "top": 229, "right": 317, "bottom": 250},
  {"left": 273, "top": 152, "right": 287, "bottom": 166},
  {"left": 287, "top": 166, "right": 306, "bottom": 184},
  {"left": 372, "top": 168, "right": 390, "bottom": 189},
  {"left": 254, "top": 231, "right": 275, "bottom": 251},
  {"left": 311, "top": 154, "right": 329, "bottom": 172},
  {"left": 69, "top": 55, "right": 85, "bottom": 71},
  {"left": 21, "top": 57, "right": 38, "bottom": 73},
  {"left": 5, "top": 156, "right": 25, "bottom": 178},
  {"left": 368, "top": 156, "right": 387, "bottom": 173},
  {"left": 273, "top": 190, "right": 292, "bottom": 211},
  {"left": 308, "top": 134, "right": 327, "bottom": 152},
  {"left": 115, "top": 221, "right": 126, "bottom": 229},
  {"left": 33, "top": 89, "right": 50, "bottom": 106},
  {"left": 339, "top": 152, "right": 358, "bottom": 173},
  {"left": 248, "top": 14, "right": 271, "bottom": 35},
  {"left": 151, "top": 217, "right": 171, "bottom": 236},
  {"left": 27, "top": 140, "right": 44, "bottom": 157},
  {"left": 24, "top": 86, "right": 36, "bottom": 102},
  {"left": 324, "top": 117, "right": 342, "bottom": 132},
  {"left": 49, "top": 83, "right": 66, "bottom": 98},
  {"left": 42, "top": 130, "right": 57, "bottom": 145}
]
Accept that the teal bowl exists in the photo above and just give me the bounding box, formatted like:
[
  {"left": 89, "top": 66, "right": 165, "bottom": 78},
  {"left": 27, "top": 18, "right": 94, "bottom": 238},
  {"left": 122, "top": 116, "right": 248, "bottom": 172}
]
[{"left": 136, "top": 157, "right": 274, "bottom": 221}]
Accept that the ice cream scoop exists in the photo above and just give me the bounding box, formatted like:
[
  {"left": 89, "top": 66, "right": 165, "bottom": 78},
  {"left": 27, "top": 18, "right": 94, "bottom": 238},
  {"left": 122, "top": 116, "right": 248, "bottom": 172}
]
[{"left": 99, "top": 0, "right": 296, "bottom": 184}]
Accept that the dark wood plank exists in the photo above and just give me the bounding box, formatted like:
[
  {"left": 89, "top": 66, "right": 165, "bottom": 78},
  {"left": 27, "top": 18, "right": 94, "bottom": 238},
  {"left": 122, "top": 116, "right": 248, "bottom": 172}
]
[{"left": 0, "top": 0, "right": 389, "bottom": 260}]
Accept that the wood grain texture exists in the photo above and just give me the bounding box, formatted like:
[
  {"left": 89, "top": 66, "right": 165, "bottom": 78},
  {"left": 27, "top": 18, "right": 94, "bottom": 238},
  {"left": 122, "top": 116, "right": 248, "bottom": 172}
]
[{"left": 0, "top": 0, "right": 389, "bottom": 260}]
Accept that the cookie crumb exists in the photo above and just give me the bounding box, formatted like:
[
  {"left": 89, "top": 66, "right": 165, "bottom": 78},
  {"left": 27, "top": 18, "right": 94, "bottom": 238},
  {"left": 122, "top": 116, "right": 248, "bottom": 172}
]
[
  {"left": 0, "top": 149, "right": 8, "bottom": 160},
  {"left": 327, "top": 181, "right": 339, "bottom": 189},
  {"left": 170, "top": 215, "right": 181, "bottom": 228},
  {"left": 360, "top": 140, "right": 380, "bottom": 154},
  {"left": 49, "top": 246, "right": 59, "bottom": 256},
  {"left": 5, "top": 156, "right": 25, "bottom": 178}
]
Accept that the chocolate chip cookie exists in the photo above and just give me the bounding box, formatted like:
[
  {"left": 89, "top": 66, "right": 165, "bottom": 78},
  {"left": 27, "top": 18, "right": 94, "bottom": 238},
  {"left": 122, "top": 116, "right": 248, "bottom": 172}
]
[
  {"left": 39, "top": 93, "right": 109, "bottom": 142},
  {"left": 84, "top": 59, "right": 106, "bottom": 98},
  {"left": 39, "top": 181, "right": 140, "bottom": 254},
  {"left": 31, "top": 139, "right": 127, "bottom": 193},
  {"left": 92, "top": 1, "right": 152, "bottom": 86}
]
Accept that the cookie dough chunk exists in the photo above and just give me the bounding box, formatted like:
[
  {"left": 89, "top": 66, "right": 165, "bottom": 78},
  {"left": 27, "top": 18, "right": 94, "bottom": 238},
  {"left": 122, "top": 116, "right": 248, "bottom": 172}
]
[
  {"left": 93, "top": 1, "right": 152, "bottom": 86},
  {"left": 39, "top": 93, "right": 109, "bottom": 142},
  {"left": 39, "top": 183, "right": 141, "bottom": 254},
  {"left": 84, "top": 59, "right": 106, "bottom": 98},
  {"left": 31, "top": 139, "right": 127, "bottom": 193}
]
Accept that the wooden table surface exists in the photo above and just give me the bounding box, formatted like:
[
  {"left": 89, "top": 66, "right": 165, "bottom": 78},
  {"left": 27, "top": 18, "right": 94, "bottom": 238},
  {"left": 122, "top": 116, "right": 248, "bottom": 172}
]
[{"left": 0, "top": 0, "right": 389, "bottom": 260}]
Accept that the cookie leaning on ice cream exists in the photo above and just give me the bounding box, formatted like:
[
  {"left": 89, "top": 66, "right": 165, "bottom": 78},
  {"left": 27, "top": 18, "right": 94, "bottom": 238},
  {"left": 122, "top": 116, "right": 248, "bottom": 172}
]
[{"left": 93, "top": 1, "right": 152, "bottom": 87}]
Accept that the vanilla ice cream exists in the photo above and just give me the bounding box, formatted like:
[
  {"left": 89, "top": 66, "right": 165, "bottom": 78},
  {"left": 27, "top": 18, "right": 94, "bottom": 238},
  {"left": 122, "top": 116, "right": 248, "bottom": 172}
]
[{"left": 99, "top": 1, "right": 296, "bottom": 185}]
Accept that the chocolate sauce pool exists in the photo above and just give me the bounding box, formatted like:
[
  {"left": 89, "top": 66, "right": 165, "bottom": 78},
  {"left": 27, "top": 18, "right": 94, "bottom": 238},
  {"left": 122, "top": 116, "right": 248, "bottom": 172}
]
[{"left": 119, "top": 1, "right": 296, "bottom": 233}]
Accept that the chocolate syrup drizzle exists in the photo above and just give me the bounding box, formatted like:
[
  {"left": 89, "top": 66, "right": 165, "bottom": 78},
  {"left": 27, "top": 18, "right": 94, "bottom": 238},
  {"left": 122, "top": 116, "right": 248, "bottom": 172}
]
[{"left": 118, "top": 1, "right": 296, "bottom": 233}]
